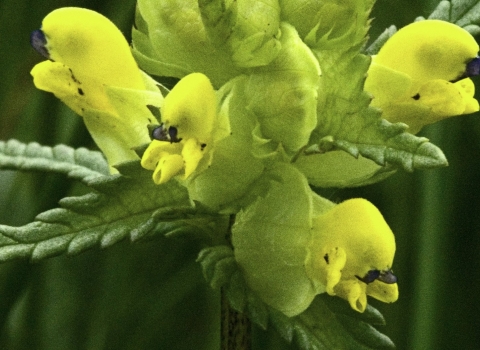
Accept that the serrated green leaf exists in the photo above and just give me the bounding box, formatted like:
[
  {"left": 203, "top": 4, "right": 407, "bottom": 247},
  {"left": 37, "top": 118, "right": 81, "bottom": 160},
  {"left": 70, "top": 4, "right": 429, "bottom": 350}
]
[
  {"left": 283, "top": 295, "right": 394, "bottom": 350},
  {"left": 198, "top": 245, "right": 236, "bottom": 289},
  {"left": 365, "top": 25, "right": 397, "bottom": 55},
  {"left": 250, "top": 284, "right": 394, "bottom": 350},
  {"left": 0, "top": 159, "right": 215, "bottom": 263},
  {"left": 431, "top": 0, "right": 480, "bottom": 28},
  {"left": 0, "top": 139, "right": 109, "bottom": 183},
  {"left": 100, "top": 227, "right": 130, "bottom": 248}
]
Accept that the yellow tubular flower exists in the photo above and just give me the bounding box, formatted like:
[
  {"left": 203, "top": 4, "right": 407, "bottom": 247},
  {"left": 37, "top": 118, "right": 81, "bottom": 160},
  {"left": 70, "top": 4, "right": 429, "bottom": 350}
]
[
  {"left": 30, "top": 7, "right": 160, "bottom": 170},
  {"left": 306, "top": 198, "right": 398, "bottom": 312},
  {"left": 365, "top": 20, "right": 480, "bottom": 134},
  {"left": 31, "top": 7, "right": 145, "bottom": 114},
  {"left": 141, "top": 73, "right": 229, "bottom": 184}
]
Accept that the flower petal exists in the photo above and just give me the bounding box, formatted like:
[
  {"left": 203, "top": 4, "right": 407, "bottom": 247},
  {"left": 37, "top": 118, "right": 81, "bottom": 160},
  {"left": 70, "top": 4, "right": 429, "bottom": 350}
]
[
  {"left": 334, "top": 280, "right": 368, "bottom": 313},
  {"left": 367, "top": 280, "right": 399, "bottom": 304},
  {"left": 182, "top": 138, "right": 205, "bottom": 179},
  {"left": 374, "top": 20, "right": 479, "bottom": 82},
  {"left": 162, "top": 73, "right": 216, "bottom": 142},
  {"left": 153, "top": 154, "right": 185, "bottom": 185}
]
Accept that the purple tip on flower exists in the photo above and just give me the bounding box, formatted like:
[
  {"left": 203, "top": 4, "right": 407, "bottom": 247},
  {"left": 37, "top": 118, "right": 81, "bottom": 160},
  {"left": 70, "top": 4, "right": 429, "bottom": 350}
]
[
  {"left": 30, "top": 29, "right": 50, "bottom": 59},
  {"left": 377, "top": 270, "right": 398, "bottom": 284},
  {"left": 356, "top": 269, "right": 381, "bottom": 284},
  {"left": 168, "top": 126, "right": 180, "bottom": 142},
  {"left": 150, "top": 125, "right": 182, "bottom": 143},
  {"left": 151, "top": 125, "right": 169, "bottom": 141},
  {"left": 466, "top": 56, "right": 480, "bottom": 77}
]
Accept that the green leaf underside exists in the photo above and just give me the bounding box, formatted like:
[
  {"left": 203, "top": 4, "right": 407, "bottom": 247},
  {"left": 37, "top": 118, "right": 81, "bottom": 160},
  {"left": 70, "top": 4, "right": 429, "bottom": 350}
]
[
  {"left": 0, "top": 139, "right": 110, "bottom": 183},
  {"left": 305, "top": 0, "right": 449, "bottom": 172},
  {"left": 429, "top": 0, "right": 480, "bottom": 27},
  {"left": 199, "top": 245, "right": 394, "bottom": 350},
  {"left": 0, "top": 142, "right": 228, "bottom": 262}
]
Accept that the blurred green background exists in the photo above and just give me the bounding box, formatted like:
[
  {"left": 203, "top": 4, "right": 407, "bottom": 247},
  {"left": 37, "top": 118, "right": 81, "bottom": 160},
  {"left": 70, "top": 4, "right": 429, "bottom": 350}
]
[{"left": 0, "top": 0, "right": 479, "bottom": 349}]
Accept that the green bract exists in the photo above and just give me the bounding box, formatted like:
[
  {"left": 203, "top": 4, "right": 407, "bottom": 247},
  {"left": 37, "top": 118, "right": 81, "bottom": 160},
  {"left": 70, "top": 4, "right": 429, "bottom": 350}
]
[{"left": 232, "top": 163, "right": 322, "bottom": 317}]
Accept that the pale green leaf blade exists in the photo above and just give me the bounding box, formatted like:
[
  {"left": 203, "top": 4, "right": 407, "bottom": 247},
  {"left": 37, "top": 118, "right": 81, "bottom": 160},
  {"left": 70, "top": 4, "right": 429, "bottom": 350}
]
[{"left": 0, "top": 139, "right": 109, "bottom": 183}]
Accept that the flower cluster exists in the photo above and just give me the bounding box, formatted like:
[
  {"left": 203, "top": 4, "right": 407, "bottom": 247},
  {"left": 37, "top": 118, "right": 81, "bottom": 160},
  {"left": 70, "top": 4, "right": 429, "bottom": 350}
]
[{"left": 30, "top": 3, "right": 479, "bottom": 316}]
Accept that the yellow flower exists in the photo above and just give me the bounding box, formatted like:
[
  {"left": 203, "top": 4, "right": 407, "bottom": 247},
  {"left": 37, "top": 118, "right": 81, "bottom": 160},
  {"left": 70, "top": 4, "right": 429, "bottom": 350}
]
[
  {"left": 30, "top": 7, "right": 161, "bottom": 170},
  {"left": 307, "top": 198, "right": 398, "bottom": 312},
  {"left": 141, "top": 73, "right": 230, "bottom": 184},
  {"left": 365, "top": 20, "right": 479, "bottom": 133},
  {"left": 31, "top": 7, "right": 145, "bottom": 113}
]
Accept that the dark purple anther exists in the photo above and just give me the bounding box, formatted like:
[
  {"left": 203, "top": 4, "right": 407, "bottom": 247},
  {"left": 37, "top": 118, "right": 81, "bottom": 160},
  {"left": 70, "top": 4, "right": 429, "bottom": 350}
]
[
  {"left": 356, "top": 269, "right": 381, "bottom": 284},
  {"left": 150, "top": 124, "right": 182, "bottom": 143},
  {"left": 168, "top": 126, "right": 181, "bottom": 143},
  {"left": 30, "top": 29, "right": 50, "bottom": 59},
  {"left": 151, "top": 125, "right": 169, "bottom": 141},
  {"left": 377, "top": 270, "right": 398, "bottom": 284},
  {"left": 466, "top": 56, "right": 480, "bottom": 77}
]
